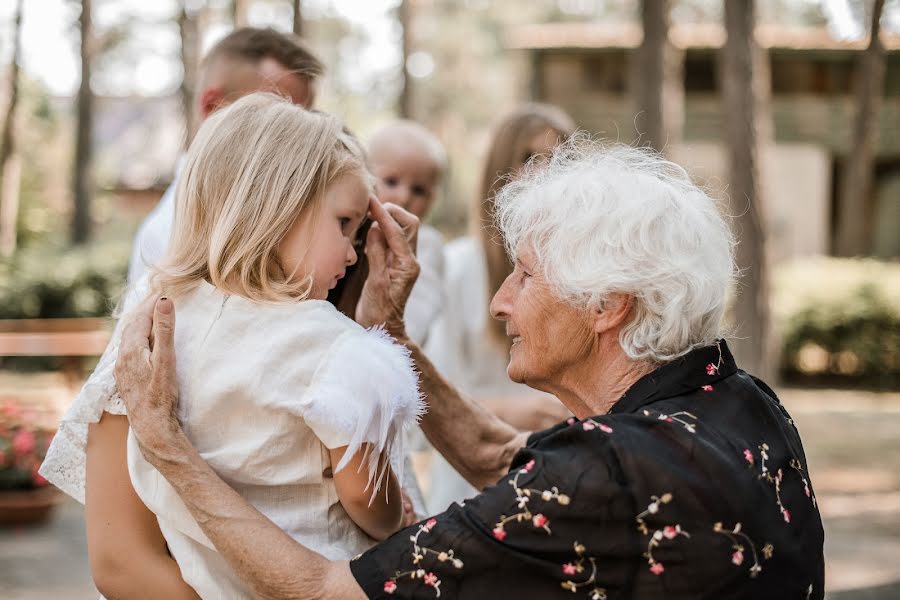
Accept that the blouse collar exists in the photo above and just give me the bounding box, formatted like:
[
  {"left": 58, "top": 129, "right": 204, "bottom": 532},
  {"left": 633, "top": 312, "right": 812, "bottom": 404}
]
[{"left": 607, "top": 340, "right": 738, "bottom": 415}]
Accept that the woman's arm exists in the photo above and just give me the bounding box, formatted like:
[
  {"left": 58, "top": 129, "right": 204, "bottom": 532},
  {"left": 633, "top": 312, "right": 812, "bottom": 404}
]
[
  {"left": 85, "top": 413, "right": 200, "bottom": 600},
  {"left": 330, "top": 445, "right": 402, "bottom": 540}
]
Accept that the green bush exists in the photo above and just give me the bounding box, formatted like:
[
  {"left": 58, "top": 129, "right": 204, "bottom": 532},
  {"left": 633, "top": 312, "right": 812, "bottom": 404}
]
[
  {"left": 773, "top": 258, "right": 900, "bottom": 389},
  {"left": 0, "top": 241, "right": 128, "bottom": 320},
  {"left": 0, "top": 241, "right": 128, "bottom": 371}
]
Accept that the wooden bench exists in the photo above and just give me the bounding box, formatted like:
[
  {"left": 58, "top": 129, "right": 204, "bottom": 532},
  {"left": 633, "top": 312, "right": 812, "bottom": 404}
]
[{"left": 0, "top": 318, "right": 113, "bottom": 383}]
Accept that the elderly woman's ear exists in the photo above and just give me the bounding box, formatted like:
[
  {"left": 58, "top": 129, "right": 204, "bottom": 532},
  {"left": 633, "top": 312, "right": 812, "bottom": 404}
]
[{"left": 591, "top": 293, "right": 634, "bottom": 334}]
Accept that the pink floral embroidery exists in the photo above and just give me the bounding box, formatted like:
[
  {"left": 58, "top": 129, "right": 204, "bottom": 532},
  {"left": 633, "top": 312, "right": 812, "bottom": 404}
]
[
  {"left": 756, "top": 445, "right": 813, "bottom": 524},
  {"left": 581, "top": 418, "right": 613, "bottom": 433},
  {"left": 643, "top": 410, "right": 698, "bottom": 434},
  {"left": 635, "top": 493, "right": 690, "bottom": 576},
  {"left": 559, "top": 541, "right": 607, "bottom": 599},
  {"left": 384, "top": 519, "right": 463, "bottom": 597},
  {"left": 567, "top": 417, "right": 577, "bottom": 426},
  {"left": 713, "top": 522, "right": 770, "bottom": 578},
  {"left": 493, "top": 462, "right": 570, "bottom": 541},
  {"left": 743, "top": 449, "right": 755, "bottom": 465},
  {"left": 701, "top": 385, "right": 714, "bottom": 392},
  {"left": 706, "top": 363, "right": 718, "bottom": 375},
  {"left": 782, "top": 509, "right": 791, "bottom": 523}
]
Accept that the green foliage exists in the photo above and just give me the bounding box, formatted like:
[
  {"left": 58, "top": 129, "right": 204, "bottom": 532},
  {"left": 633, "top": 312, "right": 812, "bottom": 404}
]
[
  {"left": 0, "top": 241, "right": 128, "bottom": 320},
  {"left": 774, "top": 258, "right": 900, "bottom": 389}
]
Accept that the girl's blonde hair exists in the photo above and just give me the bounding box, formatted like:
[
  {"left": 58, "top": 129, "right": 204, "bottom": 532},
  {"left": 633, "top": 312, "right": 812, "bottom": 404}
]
[
  {"left": 151, "top": 92, "right": 368, "bottom": 302},
  {"left": 476, "top": 103, "right": 576, "bottom": 348}
]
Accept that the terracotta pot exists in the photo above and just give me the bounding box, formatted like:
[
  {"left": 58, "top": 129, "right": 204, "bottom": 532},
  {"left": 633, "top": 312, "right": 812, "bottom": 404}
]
[{"left": 0, "top": 486, "right": 64, "bottom": 526}]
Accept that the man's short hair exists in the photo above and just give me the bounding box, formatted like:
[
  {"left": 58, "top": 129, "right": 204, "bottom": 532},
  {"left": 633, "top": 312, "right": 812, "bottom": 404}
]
[{"left": 202, "top": 27, "right": 325, "bottom": 81}]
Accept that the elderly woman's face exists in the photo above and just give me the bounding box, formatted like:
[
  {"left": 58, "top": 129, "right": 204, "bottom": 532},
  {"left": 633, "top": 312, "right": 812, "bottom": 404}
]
[{"left": 489, "top": 246, "right": 594, "bottom": 391}]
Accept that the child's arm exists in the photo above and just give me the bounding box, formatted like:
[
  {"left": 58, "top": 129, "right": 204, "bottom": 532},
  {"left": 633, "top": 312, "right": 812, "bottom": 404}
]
[
  {"left": 85, "top": 413, "right": 201, "bottom": 600},
  {"left": 330, "top": 444, "right": 403, "bottom": 540}
]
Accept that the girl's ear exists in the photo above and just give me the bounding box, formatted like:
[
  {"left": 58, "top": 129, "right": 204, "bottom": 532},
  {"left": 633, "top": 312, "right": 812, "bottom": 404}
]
[
  {"left": 590, "top": 293, "right": 634, "bottom": 335},
  {"left": 198, "top": 87, "right": 226, "bottom": 120}
]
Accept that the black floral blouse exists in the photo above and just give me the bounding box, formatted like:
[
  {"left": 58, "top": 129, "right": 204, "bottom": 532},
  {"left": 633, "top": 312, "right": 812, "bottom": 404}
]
[{"left": 350, "top": 341, "right": 825, "bottom": 599}]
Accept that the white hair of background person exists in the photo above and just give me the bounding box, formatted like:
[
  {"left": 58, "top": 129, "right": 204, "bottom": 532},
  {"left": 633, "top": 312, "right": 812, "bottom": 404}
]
[{"left": 495, "top": 137, "right": 736, "bottom": 364}]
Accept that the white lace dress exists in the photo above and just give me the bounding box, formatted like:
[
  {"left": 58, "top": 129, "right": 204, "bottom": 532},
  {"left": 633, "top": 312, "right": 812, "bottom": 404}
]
[{"left": 40, "top": 280, "right": 424, "bottom": 599}]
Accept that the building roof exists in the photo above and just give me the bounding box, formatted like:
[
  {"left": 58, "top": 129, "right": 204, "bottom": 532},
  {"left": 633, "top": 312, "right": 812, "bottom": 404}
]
[{"left": 506, "top": 22, "right": 900, "bottom": 52}]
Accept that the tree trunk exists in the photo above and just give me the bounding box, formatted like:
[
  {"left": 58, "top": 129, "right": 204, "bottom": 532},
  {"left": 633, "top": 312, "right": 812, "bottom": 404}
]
[
  {"left": 178, "top": 2, "right": 201, "bottom": 145},
  {"left": 633, "top": 0, "right": 684, "bottom": 154},
  {"left": 72, "top": 0, "right": 94, "bottom": 245},
  {"left": 835, "top": 0, "right": 885, "bottom": 256},
  {"left": 232, "top": 0, "right": 249, "bottom": 28},
  {"left": 292, "top": 0, "right": 303, "bottom": 37},
  {"left": 0, "top": 0, "right": 24, "bottom": 256},
  {"left": 720, "top": 0, "right": 775, "bottom": 381},
  {"left": 397, "top": 0, "right": 412, "bottom": 118}
]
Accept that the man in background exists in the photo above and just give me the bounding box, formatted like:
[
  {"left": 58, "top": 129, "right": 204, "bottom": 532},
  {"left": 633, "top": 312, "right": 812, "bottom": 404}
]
[{"left": 127, "top": 27, "right": 324, "bottom": 283}]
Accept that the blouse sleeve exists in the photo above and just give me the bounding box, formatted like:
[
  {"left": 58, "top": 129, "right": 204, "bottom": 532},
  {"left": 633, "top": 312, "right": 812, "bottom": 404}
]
[
  {"left": 298, "top": 326, "right": 425, "bottom": 495},
  {"left": 349, "top": 419, "right": 640, "bottom": 599},
  {"left": 38, "top": 277, "right": 150, "bottom": 503}
]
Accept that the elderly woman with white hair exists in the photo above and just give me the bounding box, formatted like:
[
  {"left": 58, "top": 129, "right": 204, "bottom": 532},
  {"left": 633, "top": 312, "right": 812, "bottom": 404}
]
[{"left": 114, "top": 141, "right": 825, "bottom": 599}]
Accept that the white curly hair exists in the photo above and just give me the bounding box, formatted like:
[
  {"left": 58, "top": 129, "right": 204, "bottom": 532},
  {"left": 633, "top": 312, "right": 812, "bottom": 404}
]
[{"left": 494, "top": 137, "right": 735, "bottom": 363}]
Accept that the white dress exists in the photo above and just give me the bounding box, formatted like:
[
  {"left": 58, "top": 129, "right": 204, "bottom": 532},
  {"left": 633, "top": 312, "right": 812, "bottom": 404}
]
[
  {"left": 41, "top": 280, "right": 424, "bottom": 599},
  {"left": 422, "top": 237, "right": 533, "bottom": 514}
]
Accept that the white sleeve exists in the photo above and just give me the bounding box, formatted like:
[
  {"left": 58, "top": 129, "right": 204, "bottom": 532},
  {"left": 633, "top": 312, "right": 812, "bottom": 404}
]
[
  {"left": 404, "top": 227, "right": 446, "bottom": 346},
  {"left": 38, "top": 278, "right": 150, "bottom": 503},
  {"left": 295, "top": 326, "right": 425, "bottom": 497}
]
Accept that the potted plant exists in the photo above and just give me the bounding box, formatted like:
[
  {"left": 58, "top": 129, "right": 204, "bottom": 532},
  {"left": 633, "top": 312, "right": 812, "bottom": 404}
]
[{"left": 0, "top": 396, "right": 62, "bottom": 525}]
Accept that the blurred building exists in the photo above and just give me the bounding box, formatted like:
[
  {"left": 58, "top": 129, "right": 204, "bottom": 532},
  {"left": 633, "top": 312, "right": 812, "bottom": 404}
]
[{"left": 507, "top": 23, "right": 900, "bottom": 260}]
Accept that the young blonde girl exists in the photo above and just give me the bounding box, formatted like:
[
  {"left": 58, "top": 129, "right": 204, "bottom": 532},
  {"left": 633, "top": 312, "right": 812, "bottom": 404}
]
[{"left": 41, "top": 93, "right": 424, "bottom": 599}]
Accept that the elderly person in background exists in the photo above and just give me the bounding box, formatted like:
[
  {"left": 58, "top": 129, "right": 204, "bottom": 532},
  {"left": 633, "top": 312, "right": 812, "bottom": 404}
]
[{"left": 116, "top": 141, "right": 825, "bottom": 599}]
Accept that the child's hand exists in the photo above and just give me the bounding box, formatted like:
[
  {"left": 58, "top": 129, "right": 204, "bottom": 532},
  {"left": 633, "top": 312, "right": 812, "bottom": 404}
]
[{"left": 400, "top": 490, "right": 419, "bottom": 529}]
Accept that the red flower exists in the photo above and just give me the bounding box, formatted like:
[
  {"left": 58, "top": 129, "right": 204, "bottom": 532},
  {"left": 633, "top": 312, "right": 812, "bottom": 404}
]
[
  {"left": 523, "top": 459, "right": 536, "bottom": 472},
  {"left": 567, "top": 417, "right": 577, "bottom": 426},
  {"left": 423, "top": 572, "right": 439, "bottom": 587},
  {"left": 492, "top": 527, "right": 507, "bottom": 541},
  {"left": 649, "top": 562, "right": 665, "bottom": 575},
  {"left": 532, "top": 513, "right": 548, "bottom": 528},
  {"left": 384, "top": 581, "right": 397, "bottom": 594},
  {"left": 31, "top": 465, "right": 48, "bottom": 487},
  {"left": 706, "top": 363, "right": 718, "bottom": 375},
  {"left": 582, "top": 421, "right": 596, "bottom": 431},
  {"left": 743, "top": 449, "right": 754, "bottom": 465},
  {"left": 732, "top": 550, "right": 744, "bottom": 566},
  {"left": 562, "top": 563, "right": 578, "bottom": 575},
  {"left": 12, "top": 430, "right": 36, "bottom": 457},
  {"left": 424, "top": 518, "right": 438, "bottom": 531},
  {"left": 701, "top": 385, "right": 714, "bottom": 392},
  {"left": 598, "top": 423, "right": 613, "bottom": 434},
  {"left": 662, "top": 526, "right": 679, "bottom": 539},
  {"left": 782, "top": 509, "right": 791, "bottom": 523}
]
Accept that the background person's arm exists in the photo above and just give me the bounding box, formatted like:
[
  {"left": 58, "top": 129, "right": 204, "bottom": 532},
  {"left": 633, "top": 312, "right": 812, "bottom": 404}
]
[{"left": 85, "top": 413, "right": 201, "bottom": 600}]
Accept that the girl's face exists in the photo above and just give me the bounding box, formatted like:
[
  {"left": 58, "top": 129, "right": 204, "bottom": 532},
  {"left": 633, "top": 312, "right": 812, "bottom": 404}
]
[{"left": 278, "top": 172, "right": 371, "bottom": 300}]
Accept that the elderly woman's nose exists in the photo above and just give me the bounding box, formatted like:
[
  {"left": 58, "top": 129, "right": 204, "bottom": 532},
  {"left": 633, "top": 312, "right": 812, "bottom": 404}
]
[{"left": 490, "top": 274, "right": 515, "bottom": 322}]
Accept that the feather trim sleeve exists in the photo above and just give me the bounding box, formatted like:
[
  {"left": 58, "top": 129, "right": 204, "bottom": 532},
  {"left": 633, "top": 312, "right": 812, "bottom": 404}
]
[{"left": 300, "top": 326, "right": 425, "bottom": 501}]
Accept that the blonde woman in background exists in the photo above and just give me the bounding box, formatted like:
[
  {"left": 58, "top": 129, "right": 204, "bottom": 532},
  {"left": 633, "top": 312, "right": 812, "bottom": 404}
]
[
  {"left": 423, "top": 104, "right": 577, "bottom": 514},
  {"left": 41, "top": 94, "right": 423, "bottom": 599}
]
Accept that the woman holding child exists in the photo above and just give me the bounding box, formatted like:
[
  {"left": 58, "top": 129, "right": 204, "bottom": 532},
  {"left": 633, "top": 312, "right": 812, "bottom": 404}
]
[{"left": 96, "top": 93, "right": 824, "bottom": 598}]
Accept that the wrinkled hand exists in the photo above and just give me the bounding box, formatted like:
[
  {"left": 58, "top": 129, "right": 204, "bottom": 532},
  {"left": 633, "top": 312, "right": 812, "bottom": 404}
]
[
  {"left": 355, "top": 198, "right": 420, "bottom": 338},
  {"left": 114, "top": 295, "right": 184, "bottom": 464}
]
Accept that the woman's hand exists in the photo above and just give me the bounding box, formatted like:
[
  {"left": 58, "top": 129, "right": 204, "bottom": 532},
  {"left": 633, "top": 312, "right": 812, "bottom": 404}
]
[
  {"left": 356, "top": 198, "right": 420, "bottom": 338},
  {"left": 114, "top": 295, "right": 185, "bottom": 466}
]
